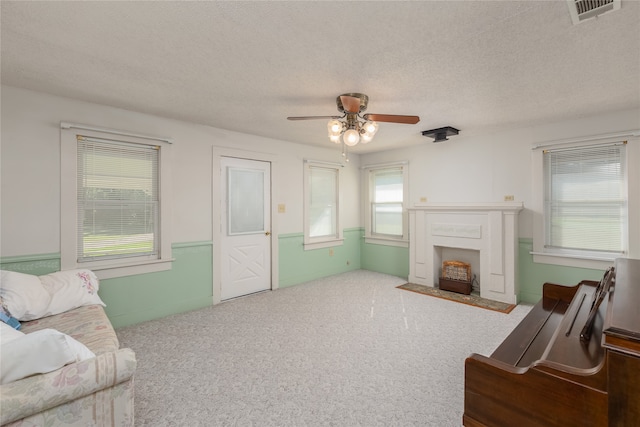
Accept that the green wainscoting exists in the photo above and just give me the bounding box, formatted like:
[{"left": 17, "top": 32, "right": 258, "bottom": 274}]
[
  {"left": 0, "top": 253, "right": 61, "bottom": 275},
  {"left": 517, "top": 238, "right": 605, "bottom": 303},
  {"left": 100, "top": 241, "right": 213, "bottom": 328},
  {"left": 0, "top": 237, "right": 611, "bottom": 328},
  {"left": 360, "top": 240, "right": 409, "bottom": 279},
  {"left": 278, "top": 228, "right": 362, "bottom": 288},
  {"left": 0, "top": 242, "right": 214, "bottom": 329}
]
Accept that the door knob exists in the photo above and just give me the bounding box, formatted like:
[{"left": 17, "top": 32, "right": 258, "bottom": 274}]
[{"left": 265, "top": 231, "right": 271, "bottom": 236}]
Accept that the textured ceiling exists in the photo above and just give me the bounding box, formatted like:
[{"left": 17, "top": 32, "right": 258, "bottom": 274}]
[{"left": 2, "top": 1, "right": 639, "bottom": 153}]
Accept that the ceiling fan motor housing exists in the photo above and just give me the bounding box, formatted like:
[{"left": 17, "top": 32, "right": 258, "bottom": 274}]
[{"left": 337, "top": 93, "right": 368, "bottom": 113}]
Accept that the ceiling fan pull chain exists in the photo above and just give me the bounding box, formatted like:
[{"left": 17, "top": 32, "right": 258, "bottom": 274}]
[{"left": 341, "top": 142, "right": 350, "bottom": 163}]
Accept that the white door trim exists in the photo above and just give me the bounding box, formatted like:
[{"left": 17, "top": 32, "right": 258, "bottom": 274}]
[{"left": 212, "top": 146, "right": 280, "bottom": 305}]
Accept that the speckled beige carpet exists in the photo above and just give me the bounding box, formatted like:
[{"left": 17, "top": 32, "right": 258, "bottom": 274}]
[
  {"left": 397, "top": 283, "right": 516, "bottom": 314},
  {"left": 117, "top": 270, "right": 531, "bottom": 426}
]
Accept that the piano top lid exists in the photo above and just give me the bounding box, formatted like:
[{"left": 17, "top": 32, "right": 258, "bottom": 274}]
[{"left": 603, "top": 258, "right": 640, "bottom": 346}]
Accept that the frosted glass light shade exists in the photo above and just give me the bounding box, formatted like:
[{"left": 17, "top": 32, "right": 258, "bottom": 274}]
[
  {"left": 363, "top": 121, "right": 378, "bottom": 135},
  {"left": 327, "top": 120, "right": 343, "bottom": 136},
  {"left": 343, "top": 129, "right": 360, "bottom": 146},
  {"left": 361, "top": 121, "right": 378, "bottom": 144}
]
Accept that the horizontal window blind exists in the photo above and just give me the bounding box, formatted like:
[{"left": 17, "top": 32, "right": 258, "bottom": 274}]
[
  {"left": 372, "top": 167, "right": 403, "bottom": 236},
  {"left": 544, "top": 143, "right": 626, "bottom": 254},
  {"left": 309, "top": 165, "right": 338, "bottom": 239},
  {"left": 77, "top": 136, "right": 159, "bottom": 262}
]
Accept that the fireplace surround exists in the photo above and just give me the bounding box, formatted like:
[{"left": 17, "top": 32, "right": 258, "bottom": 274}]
[{"left": 408, "top": 202, "right": 523, "bottom": 304}]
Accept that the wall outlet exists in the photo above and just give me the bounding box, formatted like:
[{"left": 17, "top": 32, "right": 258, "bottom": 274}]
[
  {"left": 278, "top": 204, "right": 286, "bottom": 213},
  {"left": 504, "top": 195, "right": 514, "bottom": 201}
]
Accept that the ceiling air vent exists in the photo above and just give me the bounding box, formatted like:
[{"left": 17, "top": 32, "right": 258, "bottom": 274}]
[{"left": 567, "top": 0, "right": 621, "bottom": 24}]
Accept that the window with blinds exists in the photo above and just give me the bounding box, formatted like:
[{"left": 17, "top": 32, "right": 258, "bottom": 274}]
[
  {"left": 303, "top": 160, "right": 342, "bottom": 250},
  {"left": 371, "top": 167, "right": 403, "bottom": 236},
  {"left": 77, "top": 136, "right": 159, "bottom": 262},
  {"left": 543, "top": 142, "right": 627, "bottom": 255},
  {"left": 308, "top": 165, "right": 338, "bottom": 239},
  {"left": 362, "top": 162, "right": 408, "bottom": 246}
]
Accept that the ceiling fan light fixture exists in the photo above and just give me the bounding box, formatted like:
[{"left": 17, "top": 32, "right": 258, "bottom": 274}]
[{"left": 290, "top": 93, "right": 420, "bottom": 151}]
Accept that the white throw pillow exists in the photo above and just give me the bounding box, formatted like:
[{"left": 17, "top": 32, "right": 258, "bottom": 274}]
[
  {"left": 0, "top": 321, "right": 25, "bottom": 343},
  {"left": 0, "top": 271, "right": 52, "bottom": 321},
  {"left": 39, "top": 269, "right": 106, "bottom": 316},
  {"left": 0, "top": 328, "right": 95, "bottom": 384}
]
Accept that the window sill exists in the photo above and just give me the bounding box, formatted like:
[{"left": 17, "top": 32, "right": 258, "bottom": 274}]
[
  {"left": 303, "top": 239, "right": 344, "bottom": 251},
  {"left": 530, "top": 251, "right": 615, "bottom": 270},
  {"left": 79, "top": 258, "right": 175, "bottom": 280},
  {"left": 364, "top": 236, "right": 409, "bottom": 248}
]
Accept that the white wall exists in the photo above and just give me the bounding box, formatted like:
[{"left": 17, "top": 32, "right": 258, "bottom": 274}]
[
  {"left": 0, "top": 85, "right": 361, "bottom": 257},
  {"left": 3, "top": 85, "right": 638, "bottom": 260},
  {"left": 361, "top": 108, "right": 640, "bottom": 244}
]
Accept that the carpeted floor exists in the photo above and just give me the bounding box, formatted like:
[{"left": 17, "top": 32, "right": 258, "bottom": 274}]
[
  {"left": 396, "top": 283, "right": 516, "bottom": 313},
  {"left": 116, "top": 270, "right": 532, "bottom": 426}
]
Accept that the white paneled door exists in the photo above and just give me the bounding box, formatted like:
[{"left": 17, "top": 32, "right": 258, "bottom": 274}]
[{"left": 220, "top": 157, "right": 271, "bottom": 300}]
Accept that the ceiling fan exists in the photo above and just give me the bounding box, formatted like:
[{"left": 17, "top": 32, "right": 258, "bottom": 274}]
[{"left": 287, "top": 93, "right": 420, "bottom": 147}]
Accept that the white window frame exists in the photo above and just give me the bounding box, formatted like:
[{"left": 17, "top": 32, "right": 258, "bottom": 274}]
[
  {"left": 61, "top": 124, "right": 173, "bottom": 279},
  {"left": 303, "top": 160, "right": 343, "bottom": 250},
  {"left": 532, "top": 132, "right": 639, "bottom": 269},
  {"left": 362, "top": 161, "right": 409, "bottom": 247}
]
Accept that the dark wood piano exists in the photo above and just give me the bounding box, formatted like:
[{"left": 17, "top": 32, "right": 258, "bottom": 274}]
[{"left": 463, "top": 258, "right": 640, "bottom": 427}]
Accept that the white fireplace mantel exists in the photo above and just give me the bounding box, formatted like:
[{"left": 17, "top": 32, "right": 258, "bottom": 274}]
[{"left": 408, "top": 202, "right": 523, "bottom": 304}]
